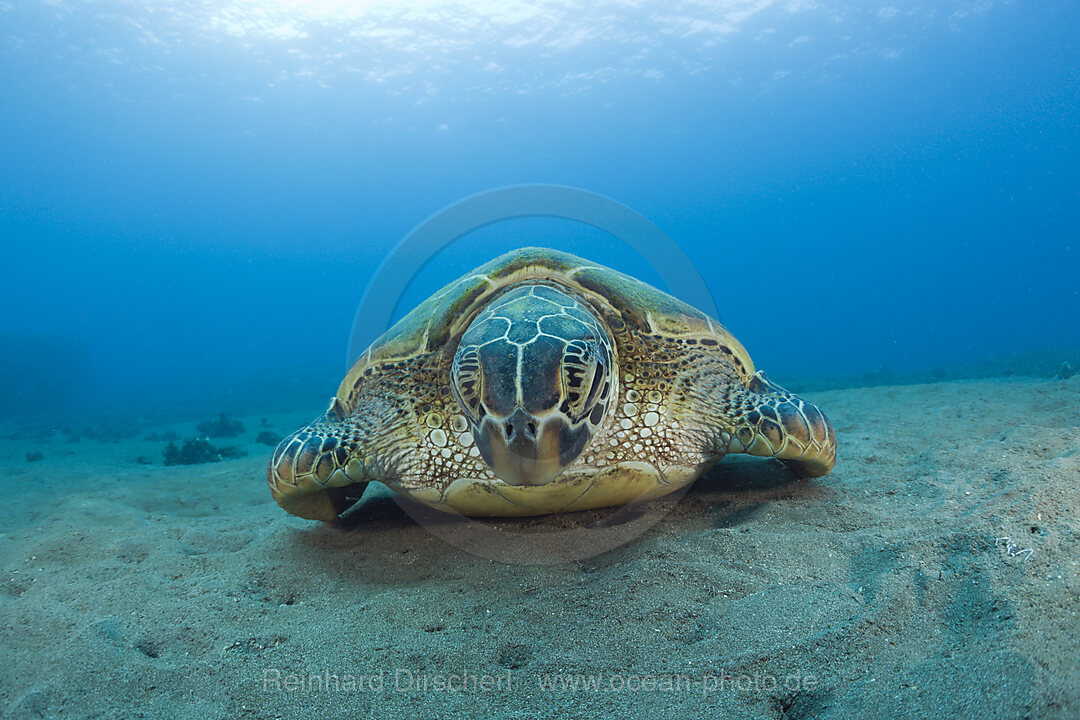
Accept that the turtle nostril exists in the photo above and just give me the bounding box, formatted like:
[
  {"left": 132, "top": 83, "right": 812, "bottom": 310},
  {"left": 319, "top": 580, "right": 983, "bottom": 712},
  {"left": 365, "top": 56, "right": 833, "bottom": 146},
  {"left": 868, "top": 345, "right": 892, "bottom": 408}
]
[{"left": 503, "top": 416, "right": 538, "bottom": 442}]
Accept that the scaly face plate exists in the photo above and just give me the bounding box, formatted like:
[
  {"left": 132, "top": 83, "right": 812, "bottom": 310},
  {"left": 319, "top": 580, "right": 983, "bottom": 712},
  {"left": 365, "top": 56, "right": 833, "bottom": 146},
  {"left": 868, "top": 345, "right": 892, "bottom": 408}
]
[{"left": 450, "top": 283, "right": 616, "bottom": 486}]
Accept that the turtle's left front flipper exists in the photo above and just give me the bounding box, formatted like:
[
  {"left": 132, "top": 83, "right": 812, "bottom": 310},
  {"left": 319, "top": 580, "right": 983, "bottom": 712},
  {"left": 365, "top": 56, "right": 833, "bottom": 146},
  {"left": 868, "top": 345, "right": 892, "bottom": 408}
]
[
  {"left": 267, "top": 396, "right": 400, "bottom": 522},
  {"left": 723, "top": 371, "right": 837, "bottom": 478}
]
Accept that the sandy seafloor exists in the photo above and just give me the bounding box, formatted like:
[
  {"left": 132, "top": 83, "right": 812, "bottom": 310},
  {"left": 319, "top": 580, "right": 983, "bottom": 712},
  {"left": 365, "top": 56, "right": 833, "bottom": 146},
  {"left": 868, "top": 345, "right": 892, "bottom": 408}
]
[{"left": 1, "top": 376, "right": 1077, "bottom": 720}]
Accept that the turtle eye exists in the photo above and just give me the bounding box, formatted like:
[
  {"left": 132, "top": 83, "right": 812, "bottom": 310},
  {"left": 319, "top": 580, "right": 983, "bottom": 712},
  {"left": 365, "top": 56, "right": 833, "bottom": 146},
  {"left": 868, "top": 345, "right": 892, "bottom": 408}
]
[
  {"left": 560, "top": 339, "right": 606, "bottom": 423},
  {"left": 582, "top": 357, "right": 607, "bottom": 412},
  {"left": 451, "top": 344, "right": 484, "bottom": 422}
]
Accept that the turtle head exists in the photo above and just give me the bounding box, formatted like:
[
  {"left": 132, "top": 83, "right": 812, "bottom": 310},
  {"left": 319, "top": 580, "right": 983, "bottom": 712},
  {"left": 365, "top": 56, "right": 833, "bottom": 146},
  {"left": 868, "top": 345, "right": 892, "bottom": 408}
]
[{"left": 451, "top": 284, "right": 616, "bottom": 486}]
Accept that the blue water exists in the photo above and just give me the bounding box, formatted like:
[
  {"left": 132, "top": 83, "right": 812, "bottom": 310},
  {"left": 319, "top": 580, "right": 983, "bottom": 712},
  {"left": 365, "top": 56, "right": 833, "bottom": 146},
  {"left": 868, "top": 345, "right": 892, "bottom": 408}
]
[{"left": 2, "top": 0, "right": 1078, "bottom": 424}]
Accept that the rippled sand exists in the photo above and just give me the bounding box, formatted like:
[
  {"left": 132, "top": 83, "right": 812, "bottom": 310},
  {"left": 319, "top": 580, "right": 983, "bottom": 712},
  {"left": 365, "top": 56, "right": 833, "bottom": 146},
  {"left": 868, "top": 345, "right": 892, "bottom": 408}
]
[{"left": 2, "top": 376, "right": 1077, "bottom": 719}]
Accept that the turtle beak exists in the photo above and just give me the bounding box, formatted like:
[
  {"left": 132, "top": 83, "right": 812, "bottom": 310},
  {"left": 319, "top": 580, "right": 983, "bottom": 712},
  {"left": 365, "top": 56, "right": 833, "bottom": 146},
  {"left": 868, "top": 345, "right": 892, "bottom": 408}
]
[{"left": 475, "top": 408, "right": 586, "bottom": 486}]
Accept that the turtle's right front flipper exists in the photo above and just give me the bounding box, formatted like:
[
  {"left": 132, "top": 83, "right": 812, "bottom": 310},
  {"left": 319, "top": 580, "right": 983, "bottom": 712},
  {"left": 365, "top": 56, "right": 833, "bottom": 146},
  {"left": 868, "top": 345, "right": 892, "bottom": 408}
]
[{"left": 268, "top": 396, "right": 400, "bottom": 522}]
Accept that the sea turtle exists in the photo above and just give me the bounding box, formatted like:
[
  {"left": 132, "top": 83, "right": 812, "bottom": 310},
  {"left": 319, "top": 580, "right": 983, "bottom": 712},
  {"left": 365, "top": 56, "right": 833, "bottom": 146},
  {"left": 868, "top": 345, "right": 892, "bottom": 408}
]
[{"left": 268, "top": 247, "right": 836, "bottom": 522}]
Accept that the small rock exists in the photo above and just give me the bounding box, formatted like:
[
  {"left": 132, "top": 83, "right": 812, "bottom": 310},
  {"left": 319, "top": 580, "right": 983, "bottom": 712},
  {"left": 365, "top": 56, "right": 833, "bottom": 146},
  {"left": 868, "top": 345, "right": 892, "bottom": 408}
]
[
  {"left": 196, "top": 413, "right": 245, "bottom": 438},
  {"left": 163, "top": 438, "right": 247, "bottom": 466}
]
